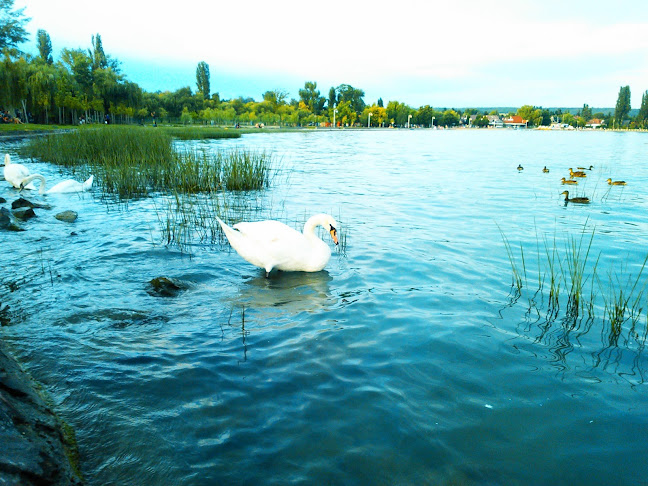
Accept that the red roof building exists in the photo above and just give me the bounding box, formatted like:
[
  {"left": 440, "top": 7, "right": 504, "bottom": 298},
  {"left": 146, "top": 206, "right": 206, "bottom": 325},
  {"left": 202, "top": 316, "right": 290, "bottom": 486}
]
[{"left": 503, "top": 115, "right": 528, "bottom": 128}]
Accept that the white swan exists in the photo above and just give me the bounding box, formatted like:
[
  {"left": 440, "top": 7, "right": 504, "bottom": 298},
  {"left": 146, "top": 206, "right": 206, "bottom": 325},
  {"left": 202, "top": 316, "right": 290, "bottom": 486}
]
[
  {"left": 217, "top": 214, "right": 339, "bottom": 275},
  {"left": 19, "top": 174, "right": 94, "bottom": 194},
  {"left": 3, "top": 153, "right": 36, "bottom": 189}
]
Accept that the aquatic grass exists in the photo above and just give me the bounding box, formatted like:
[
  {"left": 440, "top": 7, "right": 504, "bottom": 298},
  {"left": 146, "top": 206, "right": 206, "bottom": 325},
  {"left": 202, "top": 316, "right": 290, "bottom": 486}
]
[
  {"left": 497, "top": 224, "right": 525, "bottom": 296},
  {"left": 157, "top": 190, "right": 281, "bottom": 253},
  {"left": 220, "top": 149, "right": 272, "bottom": 191},
  {"left": 598, "top": 254, "right": 648, "bottom": 345},
  {"left": 500, "top": 224, "right": 648, "bottom": 349},
  {"left": 19, "top": 126, "right": 274, "bottom": 199},
  {"left": 161, "top": 126, "right": 242, "bottom": 140},
  {"left": 563, "top": 229, "right": 596, "bottom": 321}
]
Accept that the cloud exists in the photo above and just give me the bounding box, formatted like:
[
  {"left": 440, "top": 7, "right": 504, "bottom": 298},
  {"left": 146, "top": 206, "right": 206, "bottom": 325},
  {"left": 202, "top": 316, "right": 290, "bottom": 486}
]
[{"left": 15, "top": 0, "right": 648, "bottom": 107}]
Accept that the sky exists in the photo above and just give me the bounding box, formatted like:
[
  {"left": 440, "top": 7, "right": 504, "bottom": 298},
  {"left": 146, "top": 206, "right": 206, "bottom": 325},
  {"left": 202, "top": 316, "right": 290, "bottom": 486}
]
[{"left": 13, "top": 0, "right": 648, "bottom": 109}]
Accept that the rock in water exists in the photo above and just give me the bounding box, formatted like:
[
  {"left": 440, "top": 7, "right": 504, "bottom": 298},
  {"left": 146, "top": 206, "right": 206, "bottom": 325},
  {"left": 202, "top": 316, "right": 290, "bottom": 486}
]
[
  {"left": 13, "top": 208, "right": 37, "bottom": 220},
  {"left": 0, "top": 343, "right": 83, "bottom": 485},
  {"left": 11, "top": 198, "right": 51, "bottom": 210},
  {"left": 146, "top": 276, "right": 190, "bottom": 297},
  {"left": 0, "top": 207, "right": 24, "bottom": 232},
  {"left": 55, "top": 211, "right": 78, "bottom": 223}
]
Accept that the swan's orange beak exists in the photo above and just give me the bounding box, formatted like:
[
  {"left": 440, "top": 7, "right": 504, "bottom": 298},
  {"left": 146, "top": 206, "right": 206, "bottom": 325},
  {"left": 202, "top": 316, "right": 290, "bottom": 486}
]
[{"left": 330, "top": 227, "right": 339, "bottom": 245}]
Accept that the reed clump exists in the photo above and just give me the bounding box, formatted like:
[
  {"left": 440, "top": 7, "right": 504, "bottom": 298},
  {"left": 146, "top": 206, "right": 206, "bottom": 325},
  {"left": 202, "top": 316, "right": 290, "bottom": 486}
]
[
  {"left": 20, "top": 126, "right": 274, "bottom": 198},
  {"left": 501, "top": 225, "right": 648, "bottom": 346},
  {"left": 161, "top": 126, "right": 242, "bottom": 140}
]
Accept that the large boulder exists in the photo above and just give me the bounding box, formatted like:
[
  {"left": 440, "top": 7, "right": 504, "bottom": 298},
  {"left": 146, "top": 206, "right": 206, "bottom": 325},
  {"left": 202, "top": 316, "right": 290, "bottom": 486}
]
[{"left": 0, "top": 344, "right": 83, "bottom": 485}]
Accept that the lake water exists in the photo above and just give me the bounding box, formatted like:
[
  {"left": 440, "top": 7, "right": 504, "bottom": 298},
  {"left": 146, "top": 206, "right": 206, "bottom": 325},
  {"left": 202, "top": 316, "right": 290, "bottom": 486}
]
[{"left": 1, "top": 129, "right": 647, "bottom": 485}]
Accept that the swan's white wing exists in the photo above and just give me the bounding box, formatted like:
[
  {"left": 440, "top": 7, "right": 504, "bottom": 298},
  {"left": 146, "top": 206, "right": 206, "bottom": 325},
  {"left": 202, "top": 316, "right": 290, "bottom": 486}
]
[
  {"left": 235, "top": 221, "right": 330, "bottom": 272},
  {"left": 219, "top": 217, "right": 332, "bottom": 273},
  {"left": 47, "top": 176, "right": 93, "bottom": 194},
  {"left": 4, "top": 163, "right": 31, "bottom": 188}
]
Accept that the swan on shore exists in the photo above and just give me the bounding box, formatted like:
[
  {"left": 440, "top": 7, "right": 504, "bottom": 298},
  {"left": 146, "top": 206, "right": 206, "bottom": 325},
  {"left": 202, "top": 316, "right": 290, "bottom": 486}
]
[
  {"left": 19, "top": 173, "right": 94, "bottom": 194},
  {"left": 3, "top": 153, "right": 36, "bottom": 189},
  {"left": 217, "top": 214, "right": 339, "bottom": 276}
]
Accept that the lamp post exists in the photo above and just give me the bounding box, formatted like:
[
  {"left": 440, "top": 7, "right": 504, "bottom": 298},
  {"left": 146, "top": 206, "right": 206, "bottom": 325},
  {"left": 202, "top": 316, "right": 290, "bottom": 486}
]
[
  {"left": 407, "top": 114, "right": 412, "bottom": 129},
  {"left": 333, "top": 105, "right": 338, "bottom": 129},
  {"left": 368, "top": 112, "right": 373, "bottom": 128}
]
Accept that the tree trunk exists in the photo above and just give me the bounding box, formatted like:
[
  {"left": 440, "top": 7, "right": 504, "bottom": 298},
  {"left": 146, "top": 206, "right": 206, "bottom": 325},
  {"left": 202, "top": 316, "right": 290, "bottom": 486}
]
[{"left": 21, "top": 99, "right": 29, "bottom": 124}]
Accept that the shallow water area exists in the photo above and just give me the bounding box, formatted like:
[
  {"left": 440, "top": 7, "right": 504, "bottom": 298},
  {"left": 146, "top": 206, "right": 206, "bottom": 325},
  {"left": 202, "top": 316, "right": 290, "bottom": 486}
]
[{"left": 1, "top": 129, "right": 648, "bottom": 485}]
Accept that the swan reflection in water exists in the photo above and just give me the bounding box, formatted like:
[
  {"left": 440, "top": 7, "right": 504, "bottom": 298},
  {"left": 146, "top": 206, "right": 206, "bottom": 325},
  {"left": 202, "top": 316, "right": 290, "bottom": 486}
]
[{"left": 234, "top": 270, "right": 335, "bottom": 316}]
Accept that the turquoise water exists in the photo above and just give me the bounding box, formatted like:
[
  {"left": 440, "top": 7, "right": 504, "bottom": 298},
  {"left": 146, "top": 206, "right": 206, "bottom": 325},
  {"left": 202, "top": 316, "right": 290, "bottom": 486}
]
[{"left": 1, "top": 129, "right": 647, "bottom": 485}]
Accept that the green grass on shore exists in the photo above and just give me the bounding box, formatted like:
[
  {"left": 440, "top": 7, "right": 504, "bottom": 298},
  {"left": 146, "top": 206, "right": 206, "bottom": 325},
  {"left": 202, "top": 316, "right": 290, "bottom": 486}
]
[{"left": 0, "top": 123, "right": 75, "bottom": 134}]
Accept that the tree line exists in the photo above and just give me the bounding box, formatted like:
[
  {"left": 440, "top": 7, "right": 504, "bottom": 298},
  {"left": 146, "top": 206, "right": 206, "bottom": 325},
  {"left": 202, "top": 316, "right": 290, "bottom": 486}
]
[{"left": 1, "top": 0, "right": 647, "bottom": 129}]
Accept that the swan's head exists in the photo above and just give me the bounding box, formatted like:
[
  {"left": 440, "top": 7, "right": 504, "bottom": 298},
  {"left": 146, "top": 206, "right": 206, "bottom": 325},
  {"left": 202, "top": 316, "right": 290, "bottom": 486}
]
[
  {"left": 329, "top": 224, "right": 339, "bottom": 246},
  {"left": 323, "top": 215, "right": 339, "bottom": 246}
]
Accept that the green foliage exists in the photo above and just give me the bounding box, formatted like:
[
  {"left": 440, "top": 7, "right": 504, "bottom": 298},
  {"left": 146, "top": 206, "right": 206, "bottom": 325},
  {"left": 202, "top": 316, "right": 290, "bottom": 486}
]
[
  {"left": 516, "top": 105, "right": 543, "bottom": 126},
  {"left": 473, "top": 115, "right": 489, "bottom": 128},
  {"left": 0, "top": 0, "right": 29, "bottom": 51},
  {"left": 90, "top": 34, "right": 107, "bottom": 70},
  {"left": 336, "top": 84, "right": 365, "bottom": 115},
  {"left": 386, "top": 100, "right": 412, "bottom": 126},
  {"left": 36, "top": 29, "right": 52, "bottom": 64},
  {"left": 298, "top": 81, "right": 325, "bottom": 115},
  {"left": 614, "top": 85, "right": 631, "bottom": 126},
  {"left": 328, "top": 86, "right": 336, "bottom": 110},
  {"left": 196, "top": 61, "right": 210, "bottom": 97},
  {"left": 636, "top": 91, "right": 648, "bottom": 129}
]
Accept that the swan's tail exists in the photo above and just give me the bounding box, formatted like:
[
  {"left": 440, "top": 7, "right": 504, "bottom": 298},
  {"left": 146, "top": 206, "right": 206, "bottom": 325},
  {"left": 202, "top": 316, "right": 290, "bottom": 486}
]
[
  {"left": 216, "top": 216, "right": 240, "bottom": 246},
  {"left": 83, "top": 175, "right": 94, "bottom": 191}
]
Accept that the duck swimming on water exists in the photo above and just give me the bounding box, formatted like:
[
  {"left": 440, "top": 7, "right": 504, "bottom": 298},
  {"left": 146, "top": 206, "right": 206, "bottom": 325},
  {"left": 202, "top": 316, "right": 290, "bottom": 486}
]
[
  {"left": 568, "top": 168, "right": 587, "bottom": 178},
  {"left": 577, "top": 165, "right": 594, "bottom": 171},
  {"left": 606, "top": 178, "right": 626, "bottom": 186},
  {"left": 561, "top": 190, "right": 590, "bottom": 204},
  {"left": 542, "top": 166, "right": 550, "bottom": 173},
  {"left": 561, "top": 177, "right": 578, "bottom": 185},
  {"left": 517, "top": 164, "right": 524, "bottom": 171}
]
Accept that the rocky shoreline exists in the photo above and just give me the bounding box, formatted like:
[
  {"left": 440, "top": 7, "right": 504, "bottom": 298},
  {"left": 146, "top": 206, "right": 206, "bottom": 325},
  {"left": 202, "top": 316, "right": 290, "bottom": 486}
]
[
  {"left": 0, "top": 340, "right": 83, "bottom": 485},
  {"left": 1, "top": 186, "right": 84, "bottom": 484}
]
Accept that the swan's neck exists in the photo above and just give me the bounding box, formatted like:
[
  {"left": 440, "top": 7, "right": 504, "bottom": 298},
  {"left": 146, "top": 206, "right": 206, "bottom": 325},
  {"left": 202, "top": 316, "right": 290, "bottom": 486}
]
[
  {"left": 21, "top": 174, "right": 47, "bottom": 194},
  {"left": 303, "top": 214, "right": 328, "bottom": 239},
  {"left": 4, "top": 154, "right": 10, "bottom": 166}
]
